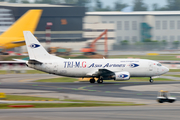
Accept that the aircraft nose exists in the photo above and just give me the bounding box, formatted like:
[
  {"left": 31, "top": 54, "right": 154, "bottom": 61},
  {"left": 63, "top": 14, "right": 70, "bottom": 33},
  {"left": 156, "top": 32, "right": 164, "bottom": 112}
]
[{"left": 162, "top": 66, "right": 169, "bottom": 74}]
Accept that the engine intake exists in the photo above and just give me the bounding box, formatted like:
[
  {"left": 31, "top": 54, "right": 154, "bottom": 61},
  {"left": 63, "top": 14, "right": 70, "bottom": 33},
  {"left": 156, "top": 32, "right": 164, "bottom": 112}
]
[{"left": 114, "top": 71, "right": 130, "bottom": 81}]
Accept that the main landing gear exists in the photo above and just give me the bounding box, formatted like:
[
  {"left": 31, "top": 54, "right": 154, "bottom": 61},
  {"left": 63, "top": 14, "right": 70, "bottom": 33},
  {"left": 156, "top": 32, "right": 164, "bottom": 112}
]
[
  {"left": 89, "top": 77, "right": 104, "bottom": 84},
  {"left": 149, "top": 77, "right": 153, "bottom": 83},
  {"left": 90, "top": 78, "right": 95, "bottom": 83}
]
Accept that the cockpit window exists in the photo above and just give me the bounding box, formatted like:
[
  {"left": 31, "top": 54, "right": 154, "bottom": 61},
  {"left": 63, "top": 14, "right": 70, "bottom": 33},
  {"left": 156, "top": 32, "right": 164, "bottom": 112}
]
[{"left": 157, "top": 63, "right": 162, "bottom": 66}]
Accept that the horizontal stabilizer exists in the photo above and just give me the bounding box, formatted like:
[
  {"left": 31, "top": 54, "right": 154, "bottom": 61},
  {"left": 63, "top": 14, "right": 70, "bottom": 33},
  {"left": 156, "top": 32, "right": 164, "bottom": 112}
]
[
  {"left": 28, "top": 59, "right": 42, "bottom": 64},
  {"left": 13, "top": 59, "right": 27, "bottom": 63},
  {"left": 12, "top": 41, "right": 25, "bottom": 44}
]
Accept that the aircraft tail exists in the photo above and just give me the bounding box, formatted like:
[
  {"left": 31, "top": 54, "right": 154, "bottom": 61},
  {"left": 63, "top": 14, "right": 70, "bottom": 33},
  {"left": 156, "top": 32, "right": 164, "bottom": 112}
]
[
  {"left": 23, "top": 31, "right": 63, "bottom": 61},
  {"left": 0, "top": 9, "right": 42, "bottom": 38}
]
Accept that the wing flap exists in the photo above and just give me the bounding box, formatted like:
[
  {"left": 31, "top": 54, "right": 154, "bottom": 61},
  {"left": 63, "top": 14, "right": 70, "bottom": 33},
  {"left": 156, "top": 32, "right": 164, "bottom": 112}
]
[
  {"left": 99, "top": 69, "right": 114, "bottom": 75},
  {"left": 86, "top": 70, "right": 99, "bottom": 76}
]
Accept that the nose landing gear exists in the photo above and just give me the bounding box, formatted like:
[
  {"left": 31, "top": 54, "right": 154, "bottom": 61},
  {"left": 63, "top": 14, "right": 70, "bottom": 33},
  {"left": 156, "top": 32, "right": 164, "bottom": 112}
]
[
  {"left": 97, "top": 78, "right": 103, "bottom": 84},
  {"left": 149, "top": 77, "right": 153, "bottom": 83}
]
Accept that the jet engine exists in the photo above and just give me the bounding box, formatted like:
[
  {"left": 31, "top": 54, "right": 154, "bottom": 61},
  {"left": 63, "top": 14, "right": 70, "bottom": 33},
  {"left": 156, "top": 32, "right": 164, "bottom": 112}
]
[{"left": 114, "top": 71, "right": 130, "bottom": 81}]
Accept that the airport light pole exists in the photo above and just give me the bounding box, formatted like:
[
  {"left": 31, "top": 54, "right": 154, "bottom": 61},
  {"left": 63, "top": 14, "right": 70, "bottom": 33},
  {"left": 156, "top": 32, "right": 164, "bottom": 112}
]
[{"left": 45, "top": 22, "right": 52, "bottom": 50}]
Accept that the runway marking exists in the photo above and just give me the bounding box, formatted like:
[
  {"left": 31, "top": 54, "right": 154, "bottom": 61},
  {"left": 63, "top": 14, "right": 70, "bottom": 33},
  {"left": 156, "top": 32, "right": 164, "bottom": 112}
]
[
  {"left": 26, "top": 83, "right": 151, "bottom": 95},
  {"left": 72, "top": 88, "right": 79, "bottom": 90},
  {"left": 114, "top": 84, "right": 120, "bottom": 85},
  {"left": 105, "top": 91, "right": 111, "bottom": 93},
  {"left": 30, "top": 84, "right": 125, "bottom": 94},
  {"left": 88, "top": 90, "right": 96, "bottom": 92}
]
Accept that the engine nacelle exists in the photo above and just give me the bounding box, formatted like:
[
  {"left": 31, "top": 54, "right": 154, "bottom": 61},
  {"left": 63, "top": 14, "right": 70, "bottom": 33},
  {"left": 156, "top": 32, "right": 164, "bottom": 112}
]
[{"left": 114, "top": 71, "right": 130, "bottom": 81}]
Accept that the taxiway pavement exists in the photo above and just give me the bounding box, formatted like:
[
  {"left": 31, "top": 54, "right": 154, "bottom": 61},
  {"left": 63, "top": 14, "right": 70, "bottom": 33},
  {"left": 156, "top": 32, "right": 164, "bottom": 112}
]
[
  {"left": 1, "top": 105, "right": 180, "bottom": 120},
  {"left": 1, "top": 74, "right": 180, "bottom": 120}
]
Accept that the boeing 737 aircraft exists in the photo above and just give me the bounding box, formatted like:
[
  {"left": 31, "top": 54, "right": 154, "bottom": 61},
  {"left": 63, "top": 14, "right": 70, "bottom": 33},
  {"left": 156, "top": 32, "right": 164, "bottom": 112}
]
[{"left": 23, "top": 31, "right": 169, "bottom": 83}]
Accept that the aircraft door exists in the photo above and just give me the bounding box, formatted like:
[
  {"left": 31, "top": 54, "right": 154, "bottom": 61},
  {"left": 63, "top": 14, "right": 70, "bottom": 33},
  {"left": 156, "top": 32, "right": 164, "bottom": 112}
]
[
  {"left": 148, "top": 62, "right": 155, "bottom": 76},
  {"left": 53, "top": 63, "right": 58, "bottom": 74},
  {"left": 42, "top": 63, "right": 48, "bottom": 72},
  {"left": 157, "top": 67, "right": 160, "bottom": 74}
]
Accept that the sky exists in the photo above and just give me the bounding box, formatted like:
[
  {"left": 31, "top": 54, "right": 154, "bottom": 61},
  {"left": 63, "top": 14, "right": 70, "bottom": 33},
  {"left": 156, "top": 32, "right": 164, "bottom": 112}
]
[{"left": 92, "top": 0, "right": 167, "bottom": 11}]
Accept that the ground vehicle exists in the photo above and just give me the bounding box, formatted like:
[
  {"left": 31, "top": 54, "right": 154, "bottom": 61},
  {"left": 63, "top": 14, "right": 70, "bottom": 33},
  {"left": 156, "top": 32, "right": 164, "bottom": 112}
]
[
  {"left": 157, "top": 90, "right": 176, "bottom": 103},
  {"left": 81, "top": 30, "right": 108, "bottom": 56},
  {"left": 48, "top": 47, "right": 71, "bottom": 56}
]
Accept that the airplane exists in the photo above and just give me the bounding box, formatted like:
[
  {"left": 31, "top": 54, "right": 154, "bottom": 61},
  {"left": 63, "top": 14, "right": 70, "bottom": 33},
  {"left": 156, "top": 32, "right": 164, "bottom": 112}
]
[
  {"left": 23, "top": 31, "right": 169, "bottom": 84},
  {"left": 0, "top": 9, "right": 42, "bottom": 50}
]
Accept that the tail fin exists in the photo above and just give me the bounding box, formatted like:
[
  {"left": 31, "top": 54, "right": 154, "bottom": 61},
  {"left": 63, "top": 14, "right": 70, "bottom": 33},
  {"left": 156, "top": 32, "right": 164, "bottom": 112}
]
[
  {"left": 23, "top": 31, "right": 63, "bottom": 61},
  {"left": 0, "top": 9, "right": 42, "bottom": 38}
]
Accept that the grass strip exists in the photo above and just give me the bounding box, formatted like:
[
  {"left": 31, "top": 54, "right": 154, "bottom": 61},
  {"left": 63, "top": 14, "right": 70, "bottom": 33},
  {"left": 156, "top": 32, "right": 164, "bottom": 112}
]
[
  {"left": 5, "top": 95, "right": 59, "bottom": 101},
  {"left": 169, "top": 69, "right": 180, "bottom": 72},
  {"left": 163, "top": 74, "right": 180, "bottom": 77},
  {"left": 0, "top": 103, "right": 144, "bottom": 109}
]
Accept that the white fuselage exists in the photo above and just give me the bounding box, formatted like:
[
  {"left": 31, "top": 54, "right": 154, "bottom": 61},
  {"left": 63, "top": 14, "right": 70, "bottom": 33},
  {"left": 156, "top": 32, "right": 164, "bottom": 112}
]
[{"left": 27, "top": 59, "right": 169, "bottom": 78}]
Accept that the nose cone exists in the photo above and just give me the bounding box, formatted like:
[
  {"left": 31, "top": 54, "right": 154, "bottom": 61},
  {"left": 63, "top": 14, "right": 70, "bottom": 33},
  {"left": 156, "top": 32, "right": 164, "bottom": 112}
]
[{"left": 162, "top": 66, "right": 169, "bottom": 74}]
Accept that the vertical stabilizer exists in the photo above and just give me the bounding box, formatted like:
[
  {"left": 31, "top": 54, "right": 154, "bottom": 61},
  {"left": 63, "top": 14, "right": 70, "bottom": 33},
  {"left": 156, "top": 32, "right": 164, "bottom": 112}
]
[
  {"left": 0, "top": 9, "right": 42, "bottom": 38},
  {"left": 23, "top": 31, "right": 52, "bottom": 61}
]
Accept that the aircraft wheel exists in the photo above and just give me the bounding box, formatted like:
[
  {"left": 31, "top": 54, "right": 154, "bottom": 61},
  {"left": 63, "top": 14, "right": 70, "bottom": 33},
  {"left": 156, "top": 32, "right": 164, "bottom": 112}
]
[
  {"left": 149, "top": 77, "right": 153, "bottom": 83},
  {"left": 90, "top": 79, "right": 95, "bottom": 83},
  {"left": 97, "top": 79, "right": 103, "bottom": 84},
  {"left": 169, "top": 100, "right": 175, "bottom": 103},
  {"left": 158, "top": 100, "right": 163, "bottom": 103}
]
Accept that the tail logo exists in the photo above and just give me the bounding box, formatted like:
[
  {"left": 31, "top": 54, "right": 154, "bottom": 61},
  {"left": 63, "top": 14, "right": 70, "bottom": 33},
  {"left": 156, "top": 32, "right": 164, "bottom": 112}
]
[{"left": 30, "top": 44, "right": 40, "bottom": 48}]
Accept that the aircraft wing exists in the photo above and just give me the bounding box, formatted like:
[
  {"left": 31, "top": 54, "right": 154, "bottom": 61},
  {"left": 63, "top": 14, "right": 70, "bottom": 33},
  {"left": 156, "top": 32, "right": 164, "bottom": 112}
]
[
  {"left": 98, "top": 69, "right": 114, "bottom": 75},
  {"left": 86, "top": 70, "right": 99, "bottom": 76},
  {"left": 87, "top": 69, "right": 115, "bottom": 79}
]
